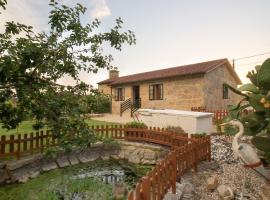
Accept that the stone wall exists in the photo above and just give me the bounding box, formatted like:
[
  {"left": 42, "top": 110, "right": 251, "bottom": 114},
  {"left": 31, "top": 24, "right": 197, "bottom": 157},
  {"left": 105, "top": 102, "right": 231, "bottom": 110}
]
[
  {"left": 202, "top": 63, "right": 241, "bottom": 110},
  {"left": 0, "top": 141, "right": 168, "bottom": 185},
  {"left": 98, "top": 84, "right": 111, "bottom": 95}
]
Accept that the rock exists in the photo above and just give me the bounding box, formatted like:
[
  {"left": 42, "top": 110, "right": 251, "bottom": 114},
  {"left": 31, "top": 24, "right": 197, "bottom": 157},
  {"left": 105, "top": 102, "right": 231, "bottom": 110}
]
[
  {"left": 11, "top": 167, "right": 32, "bottom": 183},
  {"left": 113, "top": 183, "right": 126, "bottom": 199},
  {"left": 68, "top": 155, "right": 80, "bottom": 165},
  {"left": 6, "top": 154, "right": 42, "bottom": 170},
  {"left": 77, "top": 151, "right": 100, "bottom": 163},
  {"left": 128, "top": 150, "right": 141, "bottom": 164},
  {"left": 41, "top": 161, "right": 58, "bottom": 172},
  {"left": 259, "top": 186, "right": 270, "bottom": 200},
  {"left": 56, "top": 156, "right": 70, "bottom": 168},
  {"left": 0, "top": 169, "right": 10, "bottom": 184},
  {"left": 206, "top": 175, "right": 218, "bottom": 190},
  {"left": 217, "top": 185, "right": 234, "bottom": 200},
  {"left": 163, "top": 193, "right": 179, "bottom": 200},
  {"left": 142, "top": 149, "right": 156, "bottom": 160},
  {"left": 18, "top": 175, "right": 29, "bottom": 183},
  {"left": 181, "top": 182, "right": 196, "bottom": 200},
  {"left": 0, "top": 161, "right": 6, "bottom": 169},
  {"left": 28, "top": 170, "right": 40, "bottom": 179}
]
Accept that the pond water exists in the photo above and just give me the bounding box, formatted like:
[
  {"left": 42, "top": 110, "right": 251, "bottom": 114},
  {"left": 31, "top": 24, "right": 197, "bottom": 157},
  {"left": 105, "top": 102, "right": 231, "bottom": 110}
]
[
  {"left": 74, "top": 168, "right": 125, "bottom": 184},
  {"left": 0, "top": 159, "right": 153, "bottom": 200}
]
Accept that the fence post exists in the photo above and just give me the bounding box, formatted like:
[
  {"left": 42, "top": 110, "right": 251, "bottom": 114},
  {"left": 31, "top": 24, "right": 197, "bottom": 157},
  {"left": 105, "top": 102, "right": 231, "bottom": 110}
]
[
  {"left": 17, "top": 134, "right": 21, "bottom": 160},
  {"left": 0, "top": 135, "right": 6, "bottom": 155},
  {"left": 172, "top": 152, "right": 177, "bottom": 194},
  {"left": 208, "top": 136, "right": 211, "bottom": 161},
  {"left": 128, "top": 191, "right": 134, "bottom": 200},
  {"left": 141, "top": 176, "right": 151, "bottom": 200},
  {"left": 193, "top": 144, "right": 198, "bottom": 173}
]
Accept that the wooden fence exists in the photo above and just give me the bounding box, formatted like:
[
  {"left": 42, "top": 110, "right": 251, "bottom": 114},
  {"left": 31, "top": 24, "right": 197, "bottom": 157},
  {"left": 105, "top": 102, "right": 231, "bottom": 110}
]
[
  {"left": 127, "top": 135, "right": 210, "bottom": 200},
  {"left": 0, "top": 125, "right": 211, "bottom": 200},
  {"left": 191, "top": 106, "right": 229, "bottom": 123}
]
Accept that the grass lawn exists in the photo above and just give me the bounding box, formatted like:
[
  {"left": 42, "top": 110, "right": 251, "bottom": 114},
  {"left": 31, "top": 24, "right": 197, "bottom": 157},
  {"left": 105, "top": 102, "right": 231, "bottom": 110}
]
[{"left": 0, "top": 119, "right": 118, "bottom": 136}]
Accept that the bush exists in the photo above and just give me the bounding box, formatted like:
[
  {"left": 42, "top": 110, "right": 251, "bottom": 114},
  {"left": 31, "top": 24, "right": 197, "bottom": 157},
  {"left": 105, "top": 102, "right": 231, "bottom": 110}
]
[
  {"left": 193, "top": 132, "right": 207, "bottom": 138},
  {"left": 81, "top": 90, "right": 111, "bottom": 114},
  {"left": 165, "top": 126, "right": 187, "bottom": 135},
  {"left": 125, "top": 121, "right": 147, "bottom": 128}
]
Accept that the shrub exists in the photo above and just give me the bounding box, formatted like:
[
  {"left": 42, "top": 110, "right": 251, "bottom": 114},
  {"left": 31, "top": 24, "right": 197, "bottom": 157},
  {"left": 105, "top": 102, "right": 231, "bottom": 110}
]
[
  {"left": 193, "top": 132, "right": 207, "bottom": 138},
  {"left": 165, "top": 126, "right": 187, "bottom": 135},
  {"left": 125, "top": 121, "right": 147, "bottom": 128}
]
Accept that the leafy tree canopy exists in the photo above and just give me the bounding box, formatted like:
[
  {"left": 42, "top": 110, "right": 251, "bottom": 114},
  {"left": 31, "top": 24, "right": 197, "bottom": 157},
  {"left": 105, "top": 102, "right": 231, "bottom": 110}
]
[{"left": 0, "top": 0, "right": 135, "bottom": 150}]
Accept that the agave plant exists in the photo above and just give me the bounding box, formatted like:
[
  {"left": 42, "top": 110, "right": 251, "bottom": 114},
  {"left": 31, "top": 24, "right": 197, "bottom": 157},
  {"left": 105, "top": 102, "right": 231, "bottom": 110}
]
[{"left": 224, "top": 58, "right": 270, "bottom": 163}]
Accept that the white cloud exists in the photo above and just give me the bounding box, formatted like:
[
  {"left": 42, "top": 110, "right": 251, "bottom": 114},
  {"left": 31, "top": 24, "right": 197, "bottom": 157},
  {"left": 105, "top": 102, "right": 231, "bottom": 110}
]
[
  {"left": 91, "top": 0, "right": 111, "bottom": 19},
  {"left": 0, "top": 0, "right": 49, "bottom": 33}
]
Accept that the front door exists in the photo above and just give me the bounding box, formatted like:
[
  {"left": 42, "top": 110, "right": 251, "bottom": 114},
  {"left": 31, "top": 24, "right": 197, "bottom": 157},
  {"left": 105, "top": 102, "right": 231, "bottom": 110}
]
[{"left": 132, "top": 85, "right": 140, "bottom": 101}]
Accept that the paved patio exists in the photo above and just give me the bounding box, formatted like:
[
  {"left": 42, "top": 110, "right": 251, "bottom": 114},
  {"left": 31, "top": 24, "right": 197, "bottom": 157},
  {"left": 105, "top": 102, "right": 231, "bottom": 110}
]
[{"left": 91, "top": 113, "right": 134, "bottom": 124}]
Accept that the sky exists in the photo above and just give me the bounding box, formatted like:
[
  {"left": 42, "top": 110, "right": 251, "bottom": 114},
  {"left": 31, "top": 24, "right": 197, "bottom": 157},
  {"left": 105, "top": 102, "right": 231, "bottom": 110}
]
[{"left": 1, "top": 0, "right": 270, "bottom": 87}]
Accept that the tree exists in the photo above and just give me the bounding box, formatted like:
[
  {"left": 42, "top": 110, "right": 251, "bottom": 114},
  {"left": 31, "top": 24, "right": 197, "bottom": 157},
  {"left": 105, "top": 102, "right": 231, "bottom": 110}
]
[
  {"left": 0, "top": 0, "right": 135, "bottom": 150},
  {"left": 224, "top": 58, "right": 270, "bottom": 163}
]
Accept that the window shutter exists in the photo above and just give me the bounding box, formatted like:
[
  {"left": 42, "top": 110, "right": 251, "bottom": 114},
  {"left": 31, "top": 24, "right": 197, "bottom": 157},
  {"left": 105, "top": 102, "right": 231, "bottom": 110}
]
[{"left": 149, "top": 85, "right": 153, "bottom": 100}]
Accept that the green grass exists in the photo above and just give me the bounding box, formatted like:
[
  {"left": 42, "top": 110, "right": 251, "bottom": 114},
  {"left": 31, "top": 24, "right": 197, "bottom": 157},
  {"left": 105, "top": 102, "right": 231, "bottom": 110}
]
[
  {"left": 0, "top": 166, "right": 114, "bottom": 200},
  {"left": 0, "top": 119, "right": 118, "bottom": 136},
  {"left": 0, "top": 159, "right": 152, "bottom": 200}
]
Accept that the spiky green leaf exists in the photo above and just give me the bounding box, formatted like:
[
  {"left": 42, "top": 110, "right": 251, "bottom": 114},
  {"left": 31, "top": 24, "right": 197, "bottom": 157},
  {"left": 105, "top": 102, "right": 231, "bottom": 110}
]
[
  {"left": 257, "top": 58, "right": 270, "bottom": 91},
  {"left": 251, "top": 136, "right": 270, "bottom": 152},
  {"left": 238, "top": 83, "right": 259, "bottom": 94}
]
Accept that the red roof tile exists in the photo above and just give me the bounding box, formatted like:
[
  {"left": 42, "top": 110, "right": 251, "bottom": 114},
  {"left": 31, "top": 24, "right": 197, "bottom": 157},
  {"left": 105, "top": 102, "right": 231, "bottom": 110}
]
[{"left": 98, "top": 58, "right": 241, "bottom": 85}]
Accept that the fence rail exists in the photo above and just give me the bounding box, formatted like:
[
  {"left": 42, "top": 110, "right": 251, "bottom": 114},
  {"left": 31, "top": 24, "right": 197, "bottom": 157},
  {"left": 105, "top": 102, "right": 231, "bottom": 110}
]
[
  {"left": 0, "top": 125, "right": 211, "bottom": 200},
  {"left": 191, "top": 106, "right": 229, "bottom": 123}
]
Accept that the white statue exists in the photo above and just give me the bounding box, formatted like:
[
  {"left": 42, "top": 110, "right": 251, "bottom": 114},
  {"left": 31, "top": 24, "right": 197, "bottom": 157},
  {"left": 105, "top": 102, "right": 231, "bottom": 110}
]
[{"left": 221, "top": 119, "right": 270, "bottom": 182}]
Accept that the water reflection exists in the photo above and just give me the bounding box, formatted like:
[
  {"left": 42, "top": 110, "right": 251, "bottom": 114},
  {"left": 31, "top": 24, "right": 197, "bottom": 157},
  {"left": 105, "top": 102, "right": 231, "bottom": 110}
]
[{"left": 73, "top": 169, "right": 125, "bottom": 184}]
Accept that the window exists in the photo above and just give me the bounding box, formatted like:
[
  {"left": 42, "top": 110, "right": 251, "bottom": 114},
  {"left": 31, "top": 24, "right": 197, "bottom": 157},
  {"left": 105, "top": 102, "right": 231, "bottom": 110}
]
[
  {"left": 149, "top": 84, "right": 163, "bottom": 100},
  {"left": 115, "top": 87, "right": 125, "bottom": 101},
  {"left": 223, "top": 84, "right": 229, "bottom": 99}
]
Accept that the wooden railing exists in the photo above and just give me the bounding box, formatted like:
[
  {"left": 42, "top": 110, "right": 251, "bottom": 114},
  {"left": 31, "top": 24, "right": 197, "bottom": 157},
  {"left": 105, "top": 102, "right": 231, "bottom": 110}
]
[
  {"left": 127, "top": 133, "right": 210, "bottom": 200},
  {"left": 120, "top": 98, "right": 131, "bottom": 116},
  {"left": 131, "top": 98, "right": 141, "bottom": 117},
  {"left": 0, "top": 125, "right": 211, "bottom": 200}
]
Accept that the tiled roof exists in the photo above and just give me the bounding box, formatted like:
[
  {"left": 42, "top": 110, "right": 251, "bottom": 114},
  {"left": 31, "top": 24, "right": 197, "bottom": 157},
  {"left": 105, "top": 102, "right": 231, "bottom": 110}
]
[{"left": 98, "top": 58, "right": 241, "bottom": 85}]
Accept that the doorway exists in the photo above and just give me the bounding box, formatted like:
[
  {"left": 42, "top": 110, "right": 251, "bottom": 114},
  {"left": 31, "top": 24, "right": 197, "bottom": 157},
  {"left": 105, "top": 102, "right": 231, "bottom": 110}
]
[{"left": 132, "top": 85, "right": 140, "bottom": 101}]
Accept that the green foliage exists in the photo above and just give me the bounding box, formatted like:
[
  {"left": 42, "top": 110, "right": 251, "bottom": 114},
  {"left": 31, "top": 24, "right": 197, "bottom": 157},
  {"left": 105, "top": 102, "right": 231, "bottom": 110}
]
[
  {"left": 125, "top": 121, "right": 147, "bottom": 128},
  {"left": 193, "top": 132, "right": 207, "bottom": 138},
  {"left": 81, "top": 89, "right": 111, "bottom": 114},
  {"left": 224, "top": 124, "right": 239, "bottom": 136},
  {"left": 224, "top": 58, "right": 270, "bottom": 162},
  {"left": 0, "top": 0, "right": 135, "bottom": 151},
  {"left": 251, "top": 136, "right": 270, "bottom": 152},
  {"left": 165, "top": 125, "right": 187, "bottom": 135}
]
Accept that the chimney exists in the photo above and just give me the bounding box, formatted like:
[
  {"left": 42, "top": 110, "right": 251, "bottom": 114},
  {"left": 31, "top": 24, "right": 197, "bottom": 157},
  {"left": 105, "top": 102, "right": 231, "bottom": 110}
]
[{"left": 109, "top": 70, "right": 119, "bottom": 79}]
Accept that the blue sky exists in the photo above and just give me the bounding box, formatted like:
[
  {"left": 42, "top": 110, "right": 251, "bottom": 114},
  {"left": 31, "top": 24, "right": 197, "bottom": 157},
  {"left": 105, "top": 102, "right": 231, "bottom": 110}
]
[{"left": 1, "top": 0, "right": 270, "bottom": 86}]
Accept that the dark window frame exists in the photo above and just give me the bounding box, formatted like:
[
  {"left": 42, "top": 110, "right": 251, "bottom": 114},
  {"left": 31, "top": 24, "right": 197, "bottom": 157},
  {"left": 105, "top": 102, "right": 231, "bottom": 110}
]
[
  {"left": 223, "top": 84, "right": 229, "bottom": 99},
  {"left": 115, "top": 87, "right": 125, "bottom": 101},
  {"left": 149, "top": 83, "right": 163, "bottom": 100}
]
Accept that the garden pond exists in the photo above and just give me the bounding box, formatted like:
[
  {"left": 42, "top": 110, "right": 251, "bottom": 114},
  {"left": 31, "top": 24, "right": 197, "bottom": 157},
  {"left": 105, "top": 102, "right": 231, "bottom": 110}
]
[{"left": 0, "top": 159, "right": 153, "bottom": 200}]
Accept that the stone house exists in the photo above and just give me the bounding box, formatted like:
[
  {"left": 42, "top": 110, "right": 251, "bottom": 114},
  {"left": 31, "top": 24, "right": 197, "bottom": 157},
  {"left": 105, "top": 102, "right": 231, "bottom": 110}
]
[{"left": 98, "top": 58, "right": 242, "bottom": 115}]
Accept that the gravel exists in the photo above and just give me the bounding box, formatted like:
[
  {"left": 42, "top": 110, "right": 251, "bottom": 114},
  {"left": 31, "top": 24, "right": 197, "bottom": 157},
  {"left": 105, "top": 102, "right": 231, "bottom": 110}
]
[{"left": 164, "top": 135, "right": 270, "bottom": 200}]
